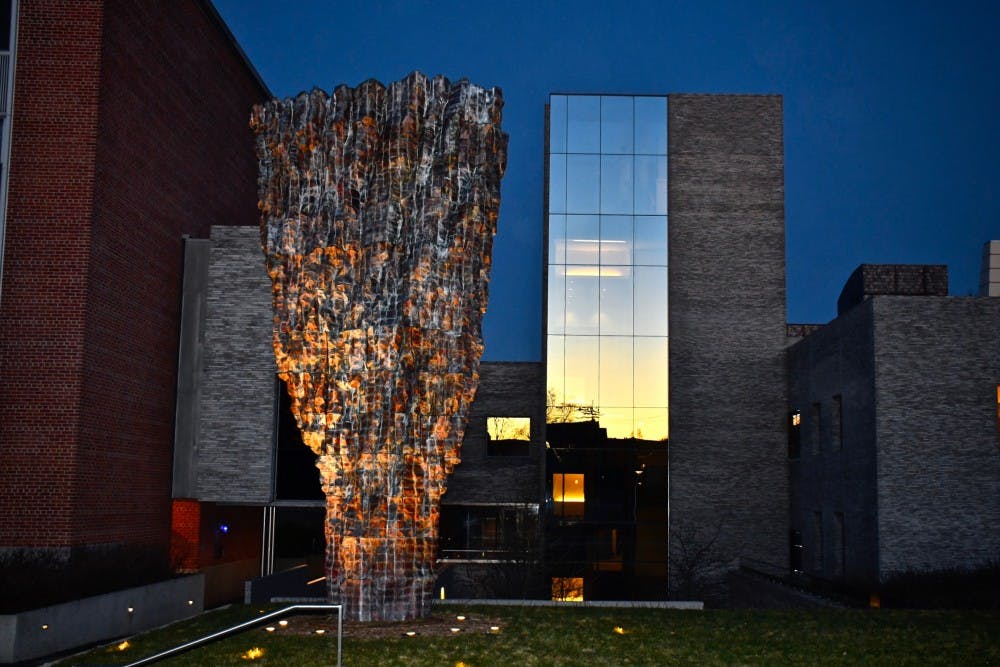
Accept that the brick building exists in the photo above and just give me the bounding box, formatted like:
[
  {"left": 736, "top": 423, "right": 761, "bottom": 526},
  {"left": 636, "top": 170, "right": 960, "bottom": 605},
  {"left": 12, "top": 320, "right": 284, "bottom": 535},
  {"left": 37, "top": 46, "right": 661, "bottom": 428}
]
[{"left": 0, "top": 0, "right": 268, "bottom": 600}]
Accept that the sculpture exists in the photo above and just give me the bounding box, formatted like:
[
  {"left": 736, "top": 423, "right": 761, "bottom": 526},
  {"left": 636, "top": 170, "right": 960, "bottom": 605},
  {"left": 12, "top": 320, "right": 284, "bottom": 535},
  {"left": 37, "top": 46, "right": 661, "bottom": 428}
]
[{"left": 251, "top": 72, "right": 507, "bottom": 621}]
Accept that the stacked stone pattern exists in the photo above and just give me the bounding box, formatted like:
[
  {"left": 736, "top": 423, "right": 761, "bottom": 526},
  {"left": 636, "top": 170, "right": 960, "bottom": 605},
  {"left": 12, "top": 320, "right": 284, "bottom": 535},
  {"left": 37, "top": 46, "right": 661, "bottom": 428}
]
[{"left": 251, "top": 72, "right": 507, "bottom": 621}]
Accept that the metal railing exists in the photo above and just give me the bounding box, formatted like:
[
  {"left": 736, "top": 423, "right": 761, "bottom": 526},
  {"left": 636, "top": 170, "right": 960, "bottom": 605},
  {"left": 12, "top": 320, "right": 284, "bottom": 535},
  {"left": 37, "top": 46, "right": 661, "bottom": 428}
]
[{"left": 111, "top": 604, "right": 342, "bottom": 667}]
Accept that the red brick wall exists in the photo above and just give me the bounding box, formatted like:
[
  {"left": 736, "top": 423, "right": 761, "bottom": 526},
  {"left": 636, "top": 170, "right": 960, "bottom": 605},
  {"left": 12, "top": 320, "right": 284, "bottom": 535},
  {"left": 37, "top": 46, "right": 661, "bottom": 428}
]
[
  {"left": 170, "top": 498, "right": 201, "bottom": 572},
  {"left": 0, "top": 0, "right": 268, "bottom": 554},
  {"left": 0, "top": 0, "right": 105, "bottom": 548}
]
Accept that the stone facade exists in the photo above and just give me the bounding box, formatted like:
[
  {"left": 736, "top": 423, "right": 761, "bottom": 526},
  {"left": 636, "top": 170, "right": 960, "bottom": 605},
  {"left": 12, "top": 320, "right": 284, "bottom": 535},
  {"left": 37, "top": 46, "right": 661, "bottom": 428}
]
[
  {"left": 789, "top": 288, "right": 1000, "bottom": 586},
  {"left": 667, "top": 95, "right": 789, "bottom": 575}
]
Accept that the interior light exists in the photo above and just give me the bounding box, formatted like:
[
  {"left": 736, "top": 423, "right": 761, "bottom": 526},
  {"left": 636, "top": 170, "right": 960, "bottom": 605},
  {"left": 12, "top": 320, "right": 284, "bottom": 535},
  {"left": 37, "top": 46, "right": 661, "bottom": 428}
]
[{"left": 440, "top": 587, "right": 446, "bottom": 600}]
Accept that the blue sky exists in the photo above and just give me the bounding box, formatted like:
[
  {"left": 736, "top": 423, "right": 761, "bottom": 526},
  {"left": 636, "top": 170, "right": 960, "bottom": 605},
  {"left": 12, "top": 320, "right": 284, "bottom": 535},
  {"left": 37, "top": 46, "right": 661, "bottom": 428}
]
[{"left": 213, "top": 0, "right": 1000, "bottom": 361}]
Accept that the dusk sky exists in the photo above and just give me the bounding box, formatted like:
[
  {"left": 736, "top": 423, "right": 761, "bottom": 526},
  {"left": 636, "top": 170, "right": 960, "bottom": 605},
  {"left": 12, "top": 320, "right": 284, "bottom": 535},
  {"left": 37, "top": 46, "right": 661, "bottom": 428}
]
[{"left": 213, "top": 0, "right": 1000, "bottom": 361}]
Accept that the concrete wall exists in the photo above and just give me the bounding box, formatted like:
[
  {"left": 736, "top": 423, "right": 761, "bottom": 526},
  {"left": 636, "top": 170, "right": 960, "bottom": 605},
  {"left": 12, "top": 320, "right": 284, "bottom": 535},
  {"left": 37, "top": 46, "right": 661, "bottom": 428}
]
[
  {"left": 196, "top": 226, "right": 275, "bottom": 502},
  {"left": 787, "top": 300, "right": 879, "bottom": 586},
  {"left": 443, "top": 362, "right": 546, "bottom": 505},
  {"left": 0, "top": 574, "right": 203, "bottom": 664},
  {"left": 667, "top": 95, "right": 788, "bottom": 572},
  {"left": 873, "top": 296, "right": 1000, "bottom": 576}
]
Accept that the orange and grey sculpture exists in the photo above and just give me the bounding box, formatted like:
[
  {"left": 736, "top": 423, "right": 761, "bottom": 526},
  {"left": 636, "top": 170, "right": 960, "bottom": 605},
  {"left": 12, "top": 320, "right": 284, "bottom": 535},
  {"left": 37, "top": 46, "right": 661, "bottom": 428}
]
[{"left": 250, "top": 72, "right": 507, "bottom": 621}]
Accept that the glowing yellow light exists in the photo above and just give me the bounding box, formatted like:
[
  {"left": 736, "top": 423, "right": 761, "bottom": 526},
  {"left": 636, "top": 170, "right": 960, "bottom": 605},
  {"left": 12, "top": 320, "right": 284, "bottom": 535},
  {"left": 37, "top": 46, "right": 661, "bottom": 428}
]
[
  {"left": 553, "top": 473, "right": 585, "bottom": 502},
  {"left": 456, "top": 615, "right": 466, "bottom": 621},
  {"left": 242, "top": 647, "right": 265, "bottom": 660},
  {"left": 117, "top": 641, "right": 130, "bottom": 651},
  {"left": 450, "top": 627, "right": 461, "bottom": 633},
  {"left": 127, "top": 607, "right": 134, "bottom": 614},
  {"left": 791, "top": 412, "right": 802, "bottom": 426},
  {"left": 551, "top": 577, "right": 584, "bottom": 602},
  {"left": 278, "top": 620, "right": 289, "bottom": 627},
  {"left": 490, "top": 626, "right": 501, "bottom": 633},
  {"left": 315, "top": 629, "right": 326, "bottom": 635},
  {"left": 187, "top": 600, "right": 194, "bottom": 606},
  {"left": 41, "top": 624, "right": 49, "bottom": 630},
  {"left": 456, "top": 662, "right": 470, "bottom": 667},
  {"left": 264, "top": 626, "right": 275, "bottom": 632},
  {"left": 613, "top": 626, "right": 628, "bottom": 635},
  {"left": 405, "top": 631, "right": 417, "bottom": 637},
  {"left": 440, "top": 587, "right": 446, "bottom": 600}
]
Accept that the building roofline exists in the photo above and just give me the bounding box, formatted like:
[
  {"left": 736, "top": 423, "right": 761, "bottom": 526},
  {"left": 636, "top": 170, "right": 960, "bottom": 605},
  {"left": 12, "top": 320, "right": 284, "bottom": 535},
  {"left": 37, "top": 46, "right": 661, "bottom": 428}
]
[{"left": 199, "top": 0, "right": 272, "bottom": 98}]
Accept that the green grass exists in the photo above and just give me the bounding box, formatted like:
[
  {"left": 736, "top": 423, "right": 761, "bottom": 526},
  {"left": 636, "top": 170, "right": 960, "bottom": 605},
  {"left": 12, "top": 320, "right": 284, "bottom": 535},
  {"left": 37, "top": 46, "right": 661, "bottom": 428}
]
[{"left": 58, "top": 605, "right": 1000, "bottom": 666}]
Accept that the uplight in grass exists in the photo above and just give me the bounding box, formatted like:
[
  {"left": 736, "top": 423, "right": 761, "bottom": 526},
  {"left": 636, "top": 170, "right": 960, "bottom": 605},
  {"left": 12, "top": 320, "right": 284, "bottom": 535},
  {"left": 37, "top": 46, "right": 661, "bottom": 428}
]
[
  {"left": 456, "top": 615, "right": 466, "bottom": 621},
  {"left": 405, "top": 631, "right": 417, "bottom": 637},
  {"left": 241, "top": 647, "right": 265, "bottom": 660},
  {"left": 450, "top": 627, "right": 461, "bottom": 633},
  {"left": 315, "top": 629, "right": 326, "bottom": 635},
  {"left": 489, "top": 626, "right": 501, "bottom": 633},
  {"left": 117, "top": 641, "right": 131, "bottom": 651},
  {"left": 264, "top": 626, "right": 275, "bottom": 632},
  {"left": 613, "top": 626, "right": 628, "bottom": 635},
  {"left": 279, "top": 619, "right": 289, "bottom": 627}
]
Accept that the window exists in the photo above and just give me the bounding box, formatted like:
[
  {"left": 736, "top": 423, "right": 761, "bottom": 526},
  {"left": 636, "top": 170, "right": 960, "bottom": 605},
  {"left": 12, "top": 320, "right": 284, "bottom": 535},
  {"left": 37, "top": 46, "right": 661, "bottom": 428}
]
[
  {"left": 810, "top": 403, "right": 822, "bottom": 455},
  {"left": 812, "top": 511, "right": 823, "bottom": 572},
  {"left": 996, "top": 385, "right": 999, "bottom": 444},
  {"left": 553, "top": 473, "right": 585, "bottom": 519},
  {"left": 832, "top": 395, "right": 843, "bottom": 451},
  {"left": 486, "top": 416, "right": 531, "bottom": 456},
  {"left": 788, "top": 410, "right": 802, "bottom": 458},
  {"left": 551, "top": 577, "right": 584, "bottom": 602},
  {"left": 833, "top": 512, "right": 845, "bottom": 577},
  {"left": 789, "top": 529, "right": 803, "bottom": 573}
]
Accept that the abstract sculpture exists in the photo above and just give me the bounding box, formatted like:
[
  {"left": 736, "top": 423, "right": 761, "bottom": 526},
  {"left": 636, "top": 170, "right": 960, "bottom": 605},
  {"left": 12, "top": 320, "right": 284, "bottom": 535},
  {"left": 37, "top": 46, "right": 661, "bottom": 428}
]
[{"left": 250, "top": 72, "right": 507, "bottom": 621}]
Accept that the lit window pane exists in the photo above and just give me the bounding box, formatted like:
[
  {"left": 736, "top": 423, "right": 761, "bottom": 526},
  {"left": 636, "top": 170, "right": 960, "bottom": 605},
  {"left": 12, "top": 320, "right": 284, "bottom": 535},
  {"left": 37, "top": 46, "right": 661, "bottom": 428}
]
[
  {"left": 634, "top": 337, "right": 668, "bottom": 407},
  {"left": 635, "top": 155, "right": 667, "bottom": 215},
  {"left": 549, "top": 153, "right": 566, "bottom": 214},
  {"left": 601, "top": 96, "right": 633, "bottom": 154},
  {"left": 566, "top": 275, "right": 599, "bottom": 335},
  {"left": 600, "top": 216, "right": 632, "bottom": 265},
  {"left": 487, "top": 417, "right": 531, "bottom": 441},
  {"left": 634, "top": 216, "right": 667, "bottom": 265},
  {"left": 600, "top": 155, "right": 633, "bottom": 214},
  {"left": 634, "top": 407, "right": 668, "bottom": 441},
  {"left": 634, "top": 267, "right": 667, "bottom": 335},
  {"left": 549, "top": 214, "right": 566, "bottom": 264},
  {"left": 567, "top": 96, "right": 600, "bottom": 153},
  {"left": 564, "top": 336, "right": 598, "bottom": 406},
  {"left": 600, "top": 271, "right": 633, "bottom": 335},
  {"left": 548, "top": 265, "right": 565, "bottom": 334},
  {"left": 567, "top": 155, "right": 600, "bottom": 213},
  {"left": 634, "top": 96, "right": 667, "bottom": 154},
  {"left": 549, "top": 95, "right": 567, "bottom": 153},
  {"left": 547, "top": 335, "right": 565, "bottom": 405},
  {"left": 552, "top": 576, "right": 584, "bottom": 601},
  {"left": 600, "top": 337, "right": 633, "bottom": 406}
]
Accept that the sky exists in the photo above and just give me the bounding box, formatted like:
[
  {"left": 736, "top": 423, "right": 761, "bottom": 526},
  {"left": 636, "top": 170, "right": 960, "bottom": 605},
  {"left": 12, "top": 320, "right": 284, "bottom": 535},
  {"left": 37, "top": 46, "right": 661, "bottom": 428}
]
[{"left": 213, "top": 0, "right": 1000, "bottom": 361}]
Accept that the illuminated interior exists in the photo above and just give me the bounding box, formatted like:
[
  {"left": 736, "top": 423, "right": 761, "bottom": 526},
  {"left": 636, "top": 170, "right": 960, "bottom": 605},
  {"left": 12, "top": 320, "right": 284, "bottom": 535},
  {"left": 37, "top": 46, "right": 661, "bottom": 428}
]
[
  {"left": 551, "top": 577, "right": 584, "bottom": 602},
  {"left": 553, "top": 473, "right": 585, "bottom": 502}
]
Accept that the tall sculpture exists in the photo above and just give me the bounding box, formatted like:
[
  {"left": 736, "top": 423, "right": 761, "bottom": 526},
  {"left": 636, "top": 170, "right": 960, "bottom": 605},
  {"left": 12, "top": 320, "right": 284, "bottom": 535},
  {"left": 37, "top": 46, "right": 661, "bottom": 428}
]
[{"left": 250, "top": 72, "right": 507, "bottom": 621}]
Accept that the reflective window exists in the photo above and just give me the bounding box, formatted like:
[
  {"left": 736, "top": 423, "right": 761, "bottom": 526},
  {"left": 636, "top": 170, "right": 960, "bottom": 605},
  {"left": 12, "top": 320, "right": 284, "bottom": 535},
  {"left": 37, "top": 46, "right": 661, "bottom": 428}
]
[
  {"left": 599, "top": 337, "right": 633, "bottom": 406},
  {"left": 551, "top": 576, "right": 584, "bottom": 601},
  {"left": 600, "top": 155, "right": 633, "bottom": 214},
  {"left": 633, "top": 267, "right": 668, "bottom": 335},
  {"left": 547, "top": 94, "right": 668, "bottom": 440},
  {"left": 635, "top": 155, "right": 667, "bottom": 215},
  {"left": 634, "top": 96, "right": 667, "bottom": 154},
  {"left": 549, "top": 153, "right": 566, "bottom": 213},
  {"left": 549, "top": 95, "right": 567, "bottom": 153},
  {"left": 633, "top": 216, "right": 667, "bottom": 265},
  {"left": 566, "top": 155, "right": 600, "bottom": 213},
  {"left": 567, "top": 96, "right": 600, "bottom": 152},
  {"left": 601, "top": 96, "right": 633, "bottom": 154},
  {"left": 486, "top": 417, "right": 531, "bottom": 456}
]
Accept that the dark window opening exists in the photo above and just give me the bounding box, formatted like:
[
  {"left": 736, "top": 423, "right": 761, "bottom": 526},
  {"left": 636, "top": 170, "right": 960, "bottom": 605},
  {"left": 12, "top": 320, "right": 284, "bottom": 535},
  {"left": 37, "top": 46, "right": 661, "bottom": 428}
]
[
  {"left": 810, "top": 402, "right": 822, "bottom": 455},
  {"left": 439, "top": 505, "right": 538, "bottom": 560},
  {"left": 832, "top": 395, "right": 843, "bottom": 451},
  {"left": 274, "top": 378, "right": 324, "bottom": 501}
]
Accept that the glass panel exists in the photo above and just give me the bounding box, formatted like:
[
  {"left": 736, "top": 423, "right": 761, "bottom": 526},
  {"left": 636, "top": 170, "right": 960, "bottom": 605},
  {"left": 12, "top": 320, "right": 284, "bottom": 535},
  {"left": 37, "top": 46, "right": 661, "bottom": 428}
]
[
  {"left": 634, "top": 407, "right": 668, "bottom": 441},
  {"left": 634, "top": 96, "right": 667, "bottom": 154},
  {"left": 551, "top": 576, "right": 584, "bottom": 601},
  {"left": 566, "top": 154, "right": 600, "bottom": 213},
  {"left": 549, "top": 95, "right": 567, "bottom": 153},
  {"left": 565, "top": 275, "right": 599, "bottom": 334},
  {"left": 599, "top": 336, "right": 633, "bottom": 407},
  {"left": 554, "top": 473, "right": 585, "bottom": 502},
  {"left": 565, "top": 215, "right": 600, "bottom": 265},
  {"left": 567, "top": 95, "right": 600, "bottom": 153},
  {"left": 599, "top": 407, "right": 634, "bottom": 439},
  {"left": 600, "top": 154, "right": 633, "bottom": 214},
  {"left": 600, "top": 270, "right": 633, "bottom": 335},
  {"left": 600, "top": 216, "right": 632, "bottom": 265},
  {"left": 564, "top": 336, "right": 598, "bottom": 407},
  {"left": 548, "top": 214, "right": 566, "bottom": 264},
  {"left": 548, "top": 153, "right": 566, "bottom": 214},
  {"left": 634, "top": 216, "right": 667, "bottom": 265},
  {"left": 548, "top": 265, "right": 565, "bottom": 334},
  {"left": 547, "top": 335, "right": 565, "bottom": 405},
  {"left": 635, "top": 155, "right": 667, "bottom": 215},
  {"left": 487, "top": 417, "right": 531, "bottom": 441},
  {"left": 634, "top": 266, "right": 668, "bottom": 335},
  {"left": 634, "top": 337, "right": 668, "bottom": 407},
  {"left": 601, "top": 96, "right": 633, "bottom": 154}
]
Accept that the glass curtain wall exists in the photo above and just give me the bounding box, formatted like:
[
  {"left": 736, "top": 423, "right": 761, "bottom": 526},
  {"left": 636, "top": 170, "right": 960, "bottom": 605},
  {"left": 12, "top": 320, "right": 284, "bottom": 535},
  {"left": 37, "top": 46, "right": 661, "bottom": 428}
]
[{"left": 547, "top": 95, "right": 668, "bottom": 440}]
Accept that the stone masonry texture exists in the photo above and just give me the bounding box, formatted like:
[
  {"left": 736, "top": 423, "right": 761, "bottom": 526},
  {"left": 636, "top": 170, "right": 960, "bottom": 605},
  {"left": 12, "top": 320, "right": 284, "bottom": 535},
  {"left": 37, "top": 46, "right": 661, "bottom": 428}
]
[
  {"left": 667, "top": 95, "right": 789, "bottom": 578},
  {"left": 0, "top": 1, "right": 268, "bottom": 557}
]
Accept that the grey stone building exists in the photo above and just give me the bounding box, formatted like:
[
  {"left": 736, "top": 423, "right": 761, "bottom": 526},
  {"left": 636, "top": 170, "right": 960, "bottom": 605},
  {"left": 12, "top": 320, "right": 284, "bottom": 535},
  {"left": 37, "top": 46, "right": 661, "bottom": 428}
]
[{"left": 787, "top": 263, "right": 1000, "bottom": 588}]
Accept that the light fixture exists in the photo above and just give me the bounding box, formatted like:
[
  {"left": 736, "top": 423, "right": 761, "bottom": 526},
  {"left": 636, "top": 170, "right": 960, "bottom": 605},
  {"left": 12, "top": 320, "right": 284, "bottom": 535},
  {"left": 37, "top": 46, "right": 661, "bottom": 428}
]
[
  {"left": 315, "top": 629, "right": 326, "bottom": 635},
  {"left": 127, "top": 607, "right": 134, "bottom": 614},
  {"left": 265, "top": 627, "right": 275, "bottom": 632},
  {"left": 405, "top": 631, "right": 417, "bottom": 637},
  {"left": 187, "top": 600, "right": 194, "bottom": 606},
  {"left": 41, "top": 624, "right": 49, "bottom": 630},
  {"left": 278, "top": 620, "right": 288, "bottom": 627},
  {"left": 456, "top": 615, "right": 466, "bottom": 621},
  {"left": 450, "top": 627, "right": 461, "bottom": 633},
  {"left": 490, "top": 626, "right": 501, "bottom": 633}
]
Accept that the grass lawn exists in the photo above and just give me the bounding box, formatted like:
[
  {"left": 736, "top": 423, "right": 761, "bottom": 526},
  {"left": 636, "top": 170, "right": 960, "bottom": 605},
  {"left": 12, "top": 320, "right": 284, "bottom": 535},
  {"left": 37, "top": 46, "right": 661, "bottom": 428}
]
[{"left": 58, "top": 604, "right": 1000, "bottom": 666}]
